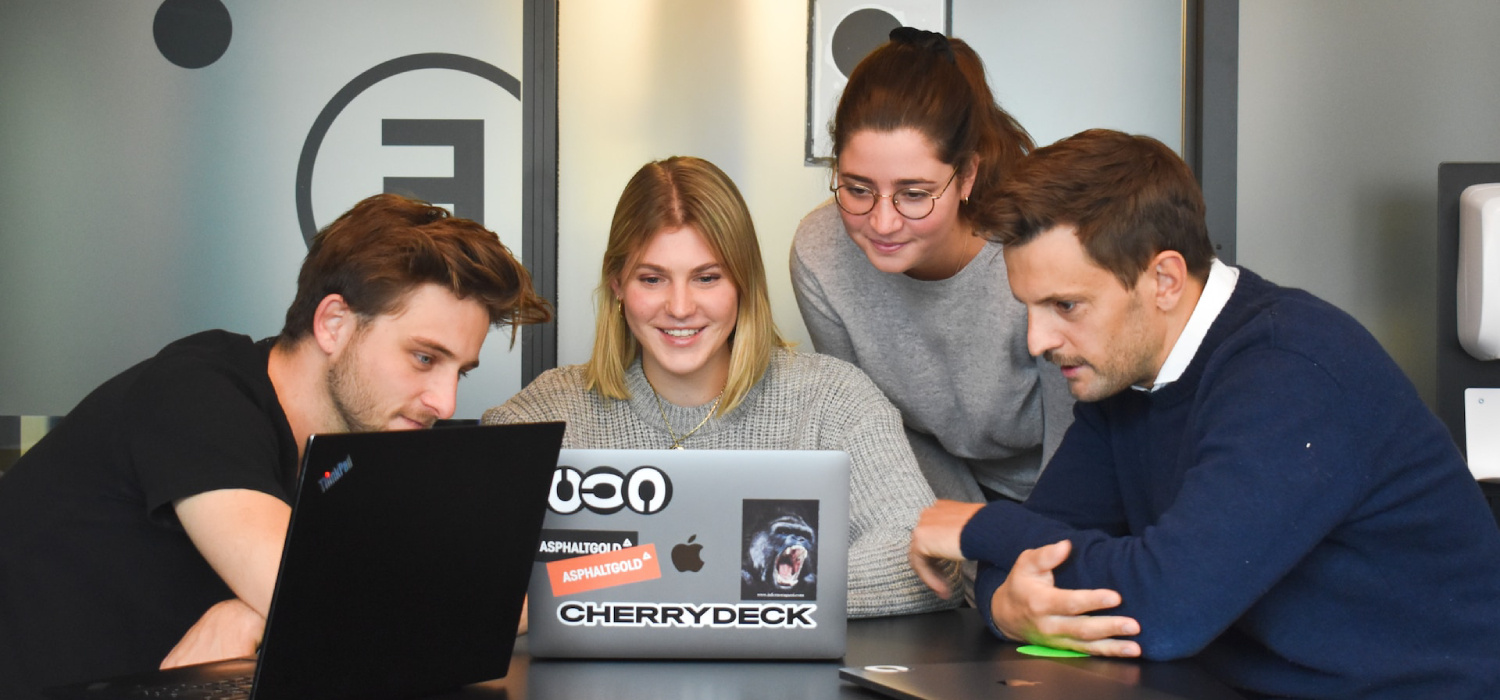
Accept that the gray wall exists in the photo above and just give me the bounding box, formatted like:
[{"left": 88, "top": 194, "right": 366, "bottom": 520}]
[
  {"left": 957, "top": 0, "right": 1182, "bottom": 153},
  {"left": 0, "top": 1, "right": 531, "bottom": 419},
  {"left": 1238, "top": 1, "right": 1500, "bottom": 406}
]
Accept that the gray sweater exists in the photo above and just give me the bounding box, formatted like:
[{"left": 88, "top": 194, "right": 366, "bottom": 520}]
[
  {"left": 791, "top": 200, "right": 1074, "bottom": 502},
  {"left": 482, "top": 348, "right": 956, "bottom": 618}
]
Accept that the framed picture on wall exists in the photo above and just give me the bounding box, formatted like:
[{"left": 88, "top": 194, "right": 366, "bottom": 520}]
[{"left": 805, "top": 0, "right": 950, "bottom": 165}]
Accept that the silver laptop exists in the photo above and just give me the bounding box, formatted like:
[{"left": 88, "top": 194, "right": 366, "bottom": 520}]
[{"left": 527, "top": 449, "right": 850, "bottom": 659}]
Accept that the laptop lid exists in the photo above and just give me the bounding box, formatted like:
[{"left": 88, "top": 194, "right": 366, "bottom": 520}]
[
  {"left": 839, "top": 660, "right": 1215, "bottom": 700},
  {"left": 252, "top": 422, "right": 563, "bottom": 698},
  {"left": 47, "top": 421, "right": 564, "bottom": 700},
  {"left": 527, "top": 659, "right": 841, "bottom": 700},
  {"left": 527, "top": 449, "right": 850, "bottom": 660}
]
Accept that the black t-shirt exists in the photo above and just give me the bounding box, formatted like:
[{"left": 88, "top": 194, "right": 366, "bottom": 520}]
[{"left": 0, "top": 330, "right": 298, "bottom": 700}]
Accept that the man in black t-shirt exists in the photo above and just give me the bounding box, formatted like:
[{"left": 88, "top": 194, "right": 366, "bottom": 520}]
[{"left": 0, "top": 194, "right": 551, "bottom": 700}]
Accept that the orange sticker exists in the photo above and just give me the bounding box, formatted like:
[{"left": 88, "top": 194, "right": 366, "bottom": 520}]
[{"left": 546, "top": 543, "right": 662, "bottom": 596}]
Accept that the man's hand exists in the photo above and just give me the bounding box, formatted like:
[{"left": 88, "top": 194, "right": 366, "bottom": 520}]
[
  {"left": 909, "top": 500, "right": 984, "bottom": 598},
  {"left": 160, "top": 598, "right": 265, "bottom": 669},
  {"left": 517, "top": 595, "right": 529, "bottom": 636},
  {"left": 990, "top": 540, "right": 1141, "bottom": 657}
]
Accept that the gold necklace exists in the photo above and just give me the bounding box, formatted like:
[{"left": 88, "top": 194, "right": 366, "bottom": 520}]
[
  {"left": 952, "top": 233, "right": 981, "bottom": 278},
  {"left": 647, "top": 379, "right": 724, "bottom": 450}
]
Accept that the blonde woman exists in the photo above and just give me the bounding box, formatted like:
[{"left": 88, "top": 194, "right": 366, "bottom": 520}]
[{"left": 485, "top": 156, "right": 954, "bottom": 617}]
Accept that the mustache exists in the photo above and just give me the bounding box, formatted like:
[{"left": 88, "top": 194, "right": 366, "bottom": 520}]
[{"left": 1043, "top": 351, "right": 1090, "bottom": 369}]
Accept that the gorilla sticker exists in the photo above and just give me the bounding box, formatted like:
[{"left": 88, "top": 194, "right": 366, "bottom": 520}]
[{"left": 740, "top": 500, "right": 819, "bottom": 600}]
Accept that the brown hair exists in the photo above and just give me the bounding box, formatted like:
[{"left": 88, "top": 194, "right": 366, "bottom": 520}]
[
  {"left": 278, "top": 193, "right": 551, "bottom": 343},
  {"left": 989, "top": 129, "right": 1214, "bottom": 288},
  {"left": 586, "top": 156, "right": 787, "bottom": 415},
  {"left": 831, "top": 28, "right": 1033, "bottom": 231}
]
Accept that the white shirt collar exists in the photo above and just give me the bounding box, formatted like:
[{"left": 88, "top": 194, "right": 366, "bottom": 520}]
[{"left": 1141, "top": 258, "right": 1239, "bottom": 392}]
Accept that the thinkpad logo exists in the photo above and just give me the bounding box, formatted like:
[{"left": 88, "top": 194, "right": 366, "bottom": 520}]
[{"left": 317, "top": 456, "right": 353, "bottom": 493}]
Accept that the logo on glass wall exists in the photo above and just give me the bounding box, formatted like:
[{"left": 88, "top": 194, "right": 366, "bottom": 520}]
[{"left": 294, "top": 53, "right": 522, "bottom": 246}]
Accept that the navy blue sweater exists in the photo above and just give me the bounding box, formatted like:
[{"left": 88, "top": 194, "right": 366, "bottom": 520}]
[{"left": 963, "top": 268, "right": 1500, "bottom": 698}]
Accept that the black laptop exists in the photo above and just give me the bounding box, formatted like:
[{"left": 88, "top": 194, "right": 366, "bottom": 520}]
[{"left": 46, "top": 421, "right": 565, "bottom": 700}]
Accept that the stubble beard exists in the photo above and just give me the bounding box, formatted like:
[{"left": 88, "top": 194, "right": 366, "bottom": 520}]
[
  {"left": 1048, "top": 354, "right": 1151, "bottom": 403},
  {"left": 326, "top": 340, "right": 385, "bottom": 434},
  {"left": 1046, "top": 296, "right": 1159, "bottom": 402}
]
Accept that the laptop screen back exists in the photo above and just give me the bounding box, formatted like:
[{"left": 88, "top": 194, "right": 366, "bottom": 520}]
[{"left": 252, "top": 422, "right": 563, "bottom": 699}]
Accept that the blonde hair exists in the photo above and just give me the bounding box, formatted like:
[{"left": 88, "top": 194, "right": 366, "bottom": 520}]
[{"left": 585, "top": 156, "right": 788, "bottom": 415}]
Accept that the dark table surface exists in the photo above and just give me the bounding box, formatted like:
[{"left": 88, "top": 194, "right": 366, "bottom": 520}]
[{"left": 435, "top": 608, "right": 1246, "bottom": 699}]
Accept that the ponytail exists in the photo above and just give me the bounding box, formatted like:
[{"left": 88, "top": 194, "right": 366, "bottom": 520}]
[{"left": 831, "top": 29, "right": 1033, "bottom": 231}]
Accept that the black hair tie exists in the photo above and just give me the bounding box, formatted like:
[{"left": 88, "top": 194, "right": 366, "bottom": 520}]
[{"left": 889, "top": 26, "right": 954, "bottom": 62}]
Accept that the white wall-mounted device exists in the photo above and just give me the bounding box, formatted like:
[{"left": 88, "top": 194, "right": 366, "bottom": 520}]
[
  {"left": 1458, "top": 183, "right": 1500, "bottom": 360},
  {"left": 1466, "top": 388, "right": 1500, "bottom": 480}
]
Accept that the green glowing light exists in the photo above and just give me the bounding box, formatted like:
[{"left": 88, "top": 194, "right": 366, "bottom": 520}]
[{"left": 1016, "top": 644, "right": 1089, "bottom": 658}]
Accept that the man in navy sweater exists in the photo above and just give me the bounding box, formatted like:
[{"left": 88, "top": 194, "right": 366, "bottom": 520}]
[{"left": 909, "top": 129, "right": 1500, "bottom": 698}]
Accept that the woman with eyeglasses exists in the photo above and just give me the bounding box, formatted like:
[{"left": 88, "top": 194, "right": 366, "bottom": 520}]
[
  {"left": 486, "top": 156, "right": 955, "bottom": 618},
  {"left": 791, "top": 29, "right": 1073, "bottom": 508}
]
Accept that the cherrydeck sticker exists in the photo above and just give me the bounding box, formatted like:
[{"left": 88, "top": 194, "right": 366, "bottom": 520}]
[
  {"left": 546, "top": 543, "right": 662, "bottom": 596},
  {"left": 556, "top": 601, "right": 819, "bottom": 628}
]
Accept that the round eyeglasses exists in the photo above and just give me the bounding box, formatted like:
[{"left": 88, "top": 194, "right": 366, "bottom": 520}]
[{"left": 830, "top": 168, "right": 960, "bottom": 220}]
